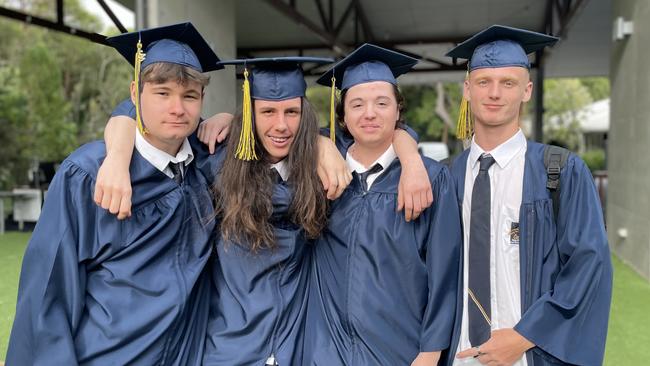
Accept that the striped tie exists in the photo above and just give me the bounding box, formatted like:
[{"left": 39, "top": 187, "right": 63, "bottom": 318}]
[{"left": 468, "top": 153, "right": 495, "bottom": 346}]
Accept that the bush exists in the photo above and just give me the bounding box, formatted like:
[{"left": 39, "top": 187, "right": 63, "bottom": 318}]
[{"left": 581, "top": 149, "right": 606, "bottom": 172}]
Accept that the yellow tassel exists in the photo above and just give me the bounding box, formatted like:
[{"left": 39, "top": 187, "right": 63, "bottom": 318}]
[
  {"left": 455, "top": 71, "right": 473, "bottom": 140},
  {"left": 235, "top": 68, "right": 258, "bottom": 161},
  {"left": 134, "top": 38, "right": 148, "bottom": 135},
  {"left": 329, "top": 76, "right": 336, "bottom": 142}
]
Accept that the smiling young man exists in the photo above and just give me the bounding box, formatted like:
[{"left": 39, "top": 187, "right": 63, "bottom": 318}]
[
  {"left": 254, "top": 97, "right": 302, "bottom": 163},
  {"left": 304, "top": 44, "right": 462, "bottom": 366},
  {"left": 6, "top": 23, "right": 222, "bottom": 365},
  {"left": 446, "top": 25, "right": 612, "bottom": 366}
]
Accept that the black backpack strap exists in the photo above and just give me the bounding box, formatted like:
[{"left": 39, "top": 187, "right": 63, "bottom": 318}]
[{"left": 543, "top": 145, "right": 570, "bottom": 220}]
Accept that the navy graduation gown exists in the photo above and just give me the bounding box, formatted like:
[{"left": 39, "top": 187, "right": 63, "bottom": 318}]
[
  {"left": 203, "top": 181, "right": 312, "bottom": 366},
  {"left": 304, "top": 156, "right": 462, "bottom": 365},
  {"left": 6, "top": 141, "right": 215, "bottom": 365},
  {"left": 448, "top": 141, "right": 612, "bottom": 366},
  {"left": 110, "top": 97, "right": 311, "bottom": 365}
]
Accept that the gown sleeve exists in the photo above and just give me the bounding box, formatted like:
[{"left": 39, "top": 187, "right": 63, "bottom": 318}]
[
  {"left": 6, "top": 161, "right": 110, "bottom": 365},
  {"left": 111, "top": 98, "right": 136, "bottom": 117},
  {"left": 419, "top": 166, "right": 462, "bottom": 351},
  {"left": 514, "top": 157, "right": 612, "bottom": 365},
  {"left": 187, "top": 132, "right": 226, "bottom": 186}
]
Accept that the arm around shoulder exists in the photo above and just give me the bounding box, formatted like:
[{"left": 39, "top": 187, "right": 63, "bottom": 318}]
[
  {"left": 94, "top": 107, "right": 137, "bottom": 219},
  {"left": 393, "top": 128, "right": 433, "bottom": 221}
]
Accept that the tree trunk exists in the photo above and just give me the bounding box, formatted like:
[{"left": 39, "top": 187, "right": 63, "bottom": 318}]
[{"left": 435, "top": 82, "right": 453, "bottom": 145}]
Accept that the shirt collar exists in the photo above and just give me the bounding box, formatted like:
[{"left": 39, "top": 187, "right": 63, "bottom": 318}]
[
  {"left": 271, "top": 159, "right": 289, "bottom": 181},
  {"left": 469, "top": 129, "right": 526, "bottom": 169},
  {"left": 346, "top": 144, "right": 397, "bottom": 173},
  {"left": 135, "top": 131, "right": 194, "bottom": 173}
]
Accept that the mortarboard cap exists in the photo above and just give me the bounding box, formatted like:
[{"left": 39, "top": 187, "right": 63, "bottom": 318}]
[
  {"left": 106, "top": 22, "right": 222, "bottom": 73},
  {"left": 445, "top": 25, "right": 559, "bottom": 71},
  {"left": 218, "top": 57, "right": 332, "bottom": 101},
  {"left": 218, "top": 57, "right": 333, "bottom": 161},
  {"left": 316, "top": 43, "right": 418, "bottom": 90}
]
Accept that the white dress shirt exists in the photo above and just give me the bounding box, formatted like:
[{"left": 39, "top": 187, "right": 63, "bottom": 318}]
[
  {"left": 346, "top": 144, "right": 396, "bottom": 190},
  {"left": 135, "top": 132, "right": 194, "bottom": 178},
  {"left": 454, "top": 129, "right": 527, "bottom": 366}
]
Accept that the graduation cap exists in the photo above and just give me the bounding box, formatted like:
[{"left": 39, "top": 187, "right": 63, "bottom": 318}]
[
  {"left": 106, "top": 22, "right": 222, "bottom": 135},
  {"left": 217, "top": 57, "right": 333, "bottom": 161},
  {"left": 107, "top": 22, "right": 222, "bottom": 73},
  {"left": 316, "top": 43, "right": 418, "bottom": 90},
  {"left": 315, "top": 44, "right": 418, "bottom": 141},
  {"left": 445, "top": 24, "right": 559, "bottom": 71},
  {"left": 446, "top": 25, "right": 559, "bottom": 140}
]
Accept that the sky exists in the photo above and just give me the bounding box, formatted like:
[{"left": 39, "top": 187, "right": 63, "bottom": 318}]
[{"left": 79, "top": 0, "right": 135, "bottom": 32}]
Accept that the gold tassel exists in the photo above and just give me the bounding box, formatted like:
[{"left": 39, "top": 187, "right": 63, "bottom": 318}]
[
  {"left": 235, "top": 67, "right": 258, "bottom": 160},
  {"left": 134, "top": 38, "right": 148, "bottom": 135},
  {"left": 455, "top": 71, "right": 473, "bottom": 140},
  {"left": 329, "top": 75, "right": 336, "bottom": 142}
]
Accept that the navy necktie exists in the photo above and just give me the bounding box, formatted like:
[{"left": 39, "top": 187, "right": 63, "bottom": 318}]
[
  {"left": 169, "top": 162, "right": 183, "bottom": 185},
  {"left": 270, "top": 167, "right": 284, "bottom": 184},
  {"left": 359, "top": 163, "right": 383, "bottom": 192},
  {"left": 468, "top": 153, "right": 496, "bottom": 346}
]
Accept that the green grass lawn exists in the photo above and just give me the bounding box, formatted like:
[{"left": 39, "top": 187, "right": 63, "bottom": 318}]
[
  {"left": 604, "top": 255, "right": 650, "bottom": 365},
  {"left": 0, "top": 231, "right": 649, "bottom": 363},
  {"left": 0, "top": 232, "right": 28, "bottom": 362}
]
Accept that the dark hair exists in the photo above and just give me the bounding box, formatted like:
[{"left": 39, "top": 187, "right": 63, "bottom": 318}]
[
  {"left": 141, "top": 62, "right": 210, "bottom": 87},
  {"left": 335, "top": 83, "right": 406, "bottom": 133},
  {"left": 214, "top": 98, "right": 328, "bottom": 252}
]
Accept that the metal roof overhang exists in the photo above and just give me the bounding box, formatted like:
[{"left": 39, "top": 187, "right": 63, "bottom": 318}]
[
  {"left": 232, "top": 0, "right": 611, "bottom": 80},
  {"left": 2, "top": 0, "right": 610, "bottom": 81}
]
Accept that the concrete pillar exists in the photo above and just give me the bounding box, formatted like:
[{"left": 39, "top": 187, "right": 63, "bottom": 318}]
[
  {"left": 608, "top": 0, "right": 650, "bottom": 279},
  {"left": 136, "top": 0, "right": 237, "bottom": 116}
]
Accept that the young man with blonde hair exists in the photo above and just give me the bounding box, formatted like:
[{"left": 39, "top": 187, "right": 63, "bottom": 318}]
[{"left": 447, "top": 25, "right": 612, "bottom": 366}]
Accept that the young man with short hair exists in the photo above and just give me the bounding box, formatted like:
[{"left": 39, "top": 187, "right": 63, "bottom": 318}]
[
  {"left": 6, "top": 22, "right": 221, "bottom": 365},
  {"left": 304, "top": 44, "right": 462, "bottom": 366},
  {"left": 447, "top": 25, "right": 612, "bottom": 366}
]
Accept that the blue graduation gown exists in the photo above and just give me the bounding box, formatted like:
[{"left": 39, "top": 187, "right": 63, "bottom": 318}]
[
  {"left": 448, "top": 141, "right": 612, "bottom": 366},
  {"left": 304, "top": 155, "right": 462, "bottom": 365},
  {"left": 110, "top": 98, "right": 311, "bottom": 365},
  {"left": 6, "top": 141, "right": 215, "bottom": 366},
  {"left": 203, "top": 181, "right": 312, "bottom": 366}
]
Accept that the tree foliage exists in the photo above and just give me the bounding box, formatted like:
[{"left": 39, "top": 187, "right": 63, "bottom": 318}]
[
  {"left": 579, "top": 77, "right": 610, "bottom": 101},
  {"left": 0, "top": 0, "right": 132, "bottom": 189},
  {"left": 0, "top": 0, "right": 612, "bottom": 189},
  {"left": 543, "top": 79, "right": 588, "bottom": 151}
]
